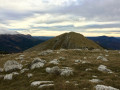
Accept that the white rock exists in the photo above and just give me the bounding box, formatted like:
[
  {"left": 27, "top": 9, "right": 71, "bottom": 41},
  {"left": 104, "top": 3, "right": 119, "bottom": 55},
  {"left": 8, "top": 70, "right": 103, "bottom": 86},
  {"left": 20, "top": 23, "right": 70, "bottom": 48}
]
[
  {"left": 84, "top": 57, "right": 87, "bottom": 59},
  {"left": 92, "top": 75, "right": 97, "bottom": 78},
  {"left": 75, "top": 60, "right": 81, "bottom": 63},
  {"left": 86, "top": 68, "right": 92, "bottom": 71},
  {"left": 30, "top": 58, "right": 45, "bottom": 70},
  {"left": 104, "top": 50, "right": 109, "bottom": 52},
  {"left": 4, "top": 60, "right": 23, "bottom": 72},
  {"left": 16, "top": 55, "right": 24, "bottom": 60},
  {"left": 46, "top": 66, "right": 61, "bottom": 74},
  {"left": 74, "top": 60, "right": 89, "bottom": 64},
  {"left": 31, "top": 81, "right": 53, "bottom": 86},
  {"left": 95, "top": 85, "right": 119, "bottom": 90},
  {"left": 97, "top": 56, "right": 108, "bottom": 61},
  {"left": 32, "top": 58, "right": 46, "bottom": 64},
  {"left": 38, "top": 50, "right": 53, "bottom": 56},
  {"left": 59, "top": 57, "right": 65, "bottom": 60},
  {"left": 98, "top": 65, "right": 112, "bottom": 73},
  {"left": 12, "top": 72, "right": 19, "bottom": 75},
  {"left": 31, "top": 62, "right": 44, "bottom": 70},
  {"left": 89, "top": 79, "right": 101, "bottom": 83},
  {"left": 61, "top": 67, "right": 73, "bottom": 76},
  {"left": 38, "top": 84, "right": 54, "bottom": 88},
  {"left": 20, "top": 68, "right": 29, "bottom": 73},
  {"left": 105, "top": 55, "right": 109, "bottom": 57},
  {"left": 27, "top": 73, "right": 33, "bottom": 78},
  {"left": 65, "top": 81, "right": 70, "bottom": 83},
  {"left": 4, "top": 74, "right": 13, "bottom": 80},
  {"left": 49, "top": 59, "right": 60, "bottom": 65}
]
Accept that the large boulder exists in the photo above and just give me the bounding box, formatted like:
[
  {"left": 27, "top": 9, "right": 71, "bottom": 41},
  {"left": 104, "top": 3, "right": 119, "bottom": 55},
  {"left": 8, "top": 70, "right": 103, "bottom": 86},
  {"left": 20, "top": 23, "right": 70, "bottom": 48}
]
[
  {"left": 4, "top": 60, "right": 23, "bottom": 72},
  {"left": 46, "top": 66, "right": 61, "bottom": 74},
  {"left": 98, "top": 65, "right": 112, "bottom": 73}
]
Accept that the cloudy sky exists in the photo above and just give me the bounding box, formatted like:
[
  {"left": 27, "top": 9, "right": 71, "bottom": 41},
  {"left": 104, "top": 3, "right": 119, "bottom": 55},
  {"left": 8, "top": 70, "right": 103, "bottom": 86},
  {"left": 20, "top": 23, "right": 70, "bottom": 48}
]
[{"left": 0, "top": 0, "right": 120, "bottom": 36}]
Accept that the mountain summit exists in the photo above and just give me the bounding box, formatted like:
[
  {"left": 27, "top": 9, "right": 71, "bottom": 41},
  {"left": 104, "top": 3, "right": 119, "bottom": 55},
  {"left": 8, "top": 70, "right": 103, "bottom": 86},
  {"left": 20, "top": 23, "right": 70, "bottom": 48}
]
[{"left": 27, "top": 32, "right": 103, "bottom": 51}]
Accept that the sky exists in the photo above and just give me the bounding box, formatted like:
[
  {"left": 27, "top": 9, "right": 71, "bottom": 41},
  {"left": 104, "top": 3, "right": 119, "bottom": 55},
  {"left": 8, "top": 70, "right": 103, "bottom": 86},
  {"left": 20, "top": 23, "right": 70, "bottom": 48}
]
[{"left": 0, "top": 0, "right": 120, "bottom": 36}]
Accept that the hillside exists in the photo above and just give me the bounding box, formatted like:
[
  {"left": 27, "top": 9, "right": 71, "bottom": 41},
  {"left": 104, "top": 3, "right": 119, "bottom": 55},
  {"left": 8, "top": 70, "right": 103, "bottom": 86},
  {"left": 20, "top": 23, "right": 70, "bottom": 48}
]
[
  {"left": 27, "top": 32, "right": 103, "bottom": 51},
  {"left": 88, "top": 36, "right": 120, "bottom": 50},
  {"left": 0, "top": 49, "right": 120, "bottom": 90},
  {"left": 0, "top": 34, "right": 44, "bottom": 53}
]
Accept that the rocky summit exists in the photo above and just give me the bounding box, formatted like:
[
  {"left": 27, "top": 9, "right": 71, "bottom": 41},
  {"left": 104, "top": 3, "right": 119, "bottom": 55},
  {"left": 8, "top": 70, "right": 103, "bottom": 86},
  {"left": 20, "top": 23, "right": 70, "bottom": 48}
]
[{"left": 27, "top": 32, "right": 103, "bottom": 52}]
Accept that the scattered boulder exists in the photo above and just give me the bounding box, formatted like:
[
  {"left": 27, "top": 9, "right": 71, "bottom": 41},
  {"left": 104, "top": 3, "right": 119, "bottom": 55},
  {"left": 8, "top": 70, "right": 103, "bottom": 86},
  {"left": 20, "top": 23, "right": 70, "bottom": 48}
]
[
  {"left": 4, "top": 74, "right": 13, "bottom": 80},
  {"left": 95, "top": 85, "right": 119, "bottom": 90},
  {"left": 31, "top": 81, "right": 53, "bottom": 86},
  {"left": 74, "top": 60, "right": 89, "bottom": 64},
  {"left": 46, "top": 66, "right": 61, "bottom": 74},
  {"left": 85, "top": 68, "right": 92, "bottom": 71},
  {"left": 97, "top": 56, "right": 108, "bottom": 61},
  {"left": 32, "top": 58, "right": 46, "bottom": 64},
  {"left": 59, "top": 57, "right": 65, "bottom": 60},
  {"left": 19, "top": 55, "right": 24, "bottom": 60},
  {"left": 31, "top": 62, "right": 44, "bottom": 70},
  {"left": 49, "top": 59, "right": 60, "bottom": 65},
  {"left": 89, "top": 79, "right": 101, "bottom": 83},
  {"left": 46, "top": 66, "right": 73, "bottom": 76},
  {"left": 27, "top": 73, "right": 33, "bottom": 78},
  {"left": 65, "top": 81, "right": 70, "bottom": 83},
  {"left": 20, "top": 68, "right": 29, "bottom": 73},
  {"left": 61, "top": 67, "right": 73, "bottom": 76},
  {"left": 30, "top": 58, "right": 45, "bottom": 70},
  {"left": 12, "top": 72, "right": 19, "bottom": 75},
  {"left": 98, "top": 65, "right": 112, "bottom": 73},
  {"left": 38, "top": 50, "right": 53, "bottom": 56},
  {"left": 38, "top": 84, "right": 54, "bottom": 88},
  {"left": 4, "top": 60, "right": 23, "bottom": 72}
]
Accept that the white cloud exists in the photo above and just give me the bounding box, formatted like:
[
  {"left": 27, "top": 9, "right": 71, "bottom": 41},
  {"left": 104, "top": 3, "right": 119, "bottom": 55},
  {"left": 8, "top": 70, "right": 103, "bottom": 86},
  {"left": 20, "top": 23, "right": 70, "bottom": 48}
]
[
  {"left": 0, "top": 0, "right": 120, "bottom": 36},
  {"left": 0, "top": 27, "right": 19, "bottom": 35}
]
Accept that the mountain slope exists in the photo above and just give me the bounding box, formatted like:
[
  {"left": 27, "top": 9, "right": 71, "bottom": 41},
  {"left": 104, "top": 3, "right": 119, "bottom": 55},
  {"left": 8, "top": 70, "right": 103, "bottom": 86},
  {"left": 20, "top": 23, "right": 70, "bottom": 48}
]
[
  {"left": 88, "top": 36, "right": 120, "bottom": 50},
  {"left": 27, "top": 32, "right": 103, "bottom": 51},
  {"left": 0, "top": 34, "right": 44, "bottom": 53}
]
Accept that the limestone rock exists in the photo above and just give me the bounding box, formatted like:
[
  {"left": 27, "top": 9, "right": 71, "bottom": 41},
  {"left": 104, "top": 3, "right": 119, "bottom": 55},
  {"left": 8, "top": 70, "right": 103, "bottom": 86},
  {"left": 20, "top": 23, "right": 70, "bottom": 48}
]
[
  {"left": 98, "top": 65, "right": 112, "bottom": 73},
  {"left": 4, "top": 60, "right": 23, "bottom": 72},
  {"left": 4, "top": 74, "right": 13, "bottom": 80},
  {"left": 95, "top": 85, "right": 119, "bottom": 90}
]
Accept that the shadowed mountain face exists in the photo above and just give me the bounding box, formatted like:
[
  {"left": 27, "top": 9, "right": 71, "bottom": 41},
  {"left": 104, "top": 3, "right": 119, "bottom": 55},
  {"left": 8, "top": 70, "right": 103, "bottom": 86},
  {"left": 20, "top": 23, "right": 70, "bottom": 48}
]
[
  {"left": 27, "top": 32, "right": 103, "bottom": 51},
  {"left": 88, "top": 36, "right": 120, "bottom": 50},
  {"left": 0, "top": 34, "right": 44, "bottom": 53}
]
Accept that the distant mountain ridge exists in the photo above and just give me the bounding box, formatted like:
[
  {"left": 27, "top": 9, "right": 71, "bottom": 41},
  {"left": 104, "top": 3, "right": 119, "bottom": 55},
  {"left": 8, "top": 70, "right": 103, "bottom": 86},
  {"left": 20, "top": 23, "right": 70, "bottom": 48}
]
[
  {"left": 27, "top": 32, "right": 103, "bottom": 51},
  {"left": 88, "top": 36, "right": 120, "bottom": 50},
  {"left": 0, "top": 34, "right": 44, "bottom": 53}
]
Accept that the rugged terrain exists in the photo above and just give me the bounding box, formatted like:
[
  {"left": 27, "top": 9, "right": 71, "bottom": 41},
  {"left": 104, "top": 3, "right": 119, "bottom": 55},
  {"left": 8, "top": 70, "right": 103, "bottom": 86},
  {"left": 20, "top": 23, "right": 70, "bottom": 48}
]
[
  {"left": 88, "top": 36, "right": 120, "bottom": 50},
  {"left": 0, "top": 49, "right": 120, "bottom": 90},
  {"left": 0, "top": 34, "right": 44, "bottom": 53}
]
